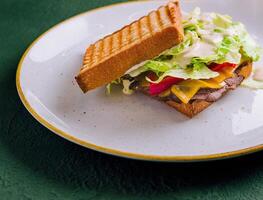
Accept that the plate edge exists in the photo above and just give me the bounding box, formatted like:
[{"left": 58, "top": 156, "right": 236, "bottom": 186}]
[{"left": 16, "top": 0, "right": 263, "bottom": 162}]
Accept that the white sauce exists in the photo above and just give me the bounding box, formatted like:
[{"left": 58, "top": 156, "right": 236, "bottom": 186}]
[
  {"left": 125, "top": 60, "right": 148, "bottom": 74},
  {"left": 185, "top": 41, "right": 215, "bottom": 58},
  {"left": 203, "top": 33, "right": 224, "bottom": 45},
  {"left": 170, "top": 40, "right": 215, "bottom": 68}
]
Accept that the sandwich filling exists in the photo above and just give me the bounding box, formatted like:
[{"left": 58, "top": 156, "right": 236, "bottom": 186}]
[{"left": 107, "top": 8, "right": 262, "bottom": 104}]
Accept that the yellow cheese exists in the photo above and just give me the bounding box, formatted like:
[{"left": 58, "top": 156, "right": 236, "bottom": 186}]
[
  {"left": 212, "top": 67, "right": 234, "bottom": 83},
  {"left": 171, "top": 79, "right": 222, "bottom": 104},
  {"left": 171, "top": 84, "right": 201, "bottom": 104},
  {"left": 170, "top": 67, "right": 235, "bottom": 104}
]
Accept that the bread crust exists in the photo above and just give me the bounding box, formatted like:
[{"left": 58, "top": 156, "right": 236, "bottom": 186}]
[
  {"left": 145, "top": 62, "right": 252, "bottom": 118},
  {"left": 166, "top": 100, "right": 212, "bottom": 118},
  {"left": 76, "top": 0, "right": 184, "bottom": 92}
]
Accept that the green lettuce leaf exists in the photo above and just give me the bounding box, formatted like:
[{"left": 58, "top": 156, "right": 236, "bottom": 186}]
[
  {"left": 240, "top": 33, "right": 262, "bottom": 62},
  {"left": 128, "top": 60, "right": 173, "bottom": 77},
  {"left": 215, "top": 35, "right": 242, "bottom": 64},
  {"left": 147, "top": 65, "right": 219, "bottom": 84},
  {"left": 216, "top": 22, "right": 262, "bottom": 62}
]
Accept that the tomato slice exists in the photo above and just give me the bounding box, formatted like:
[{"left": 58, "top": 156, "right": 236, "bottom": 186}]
[
  {"left": 210, "top": 62, "right": 237, "bottom": 72},
  {"left": 149, "top": 76, "right": 183, "bottom": 96}
]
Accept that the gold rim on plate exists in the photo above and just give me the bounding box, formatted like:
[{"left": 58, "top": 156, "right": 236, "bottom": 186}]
[{"left": 16, "top": 0, "right": 263, "bottom": 162}]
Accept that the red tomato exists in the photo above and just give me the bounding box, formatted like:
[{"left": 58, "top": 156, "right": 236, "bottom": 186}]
[
  {"left": 210, "top": 62, "right": 237, "bottom": 72},
  {"left": 149, "top": 76, "right": 183, "bottom": 96}
]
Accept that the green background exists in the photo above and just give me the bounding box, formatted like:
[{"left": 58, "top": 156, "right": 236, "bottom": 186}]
[{"left": 1, "top": 0, "right": 263, "bottom": 199}]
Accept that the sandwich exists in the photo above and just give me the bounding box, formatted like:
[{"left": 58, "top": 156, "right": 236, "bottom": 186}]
[{"left": 76, "top": 0, "right": 262, "bottom": 117}]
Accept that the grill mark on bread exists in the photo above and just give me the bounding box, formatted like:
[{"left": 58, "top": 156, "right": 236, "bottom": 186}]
[
  {"left": 111, "top": 31, "right": 121, "bottom": 55},
  {"left": 149, "top": 11, "right": 161, "bottom": 32},
  {"left": 93, "top": 40, "right": 103, "bottom": 64},
  {"left": 84, "top": 46, "right": 92, "bottom": 63},
  {"left": 99, "top": 39, "right": 104, "bottom": 60},
  {"left": 156, "top": 8, "right": 163, "bottom": 29},
  {"left": 146, "top": 15, "right": 153, "bottom": 35},
  {"left": 130, "top": 21, "right": 139, "bottom": 43},
  {"left": 76, "top": 0, "right": 184, "bottom": 92},
  {"left": 160, "top": 6, "right": 171, "bottom": 27},
  {"left": 83, "top": 49, "right": 90, "bottom": 66},
  {"left": 118, "top": 29, "right": 122, "bottom": 49},
  {"left": 168, "top": 0, "right": 179, "bottom": 24},
  {"left": 108, "top": 35, "right": 113, "bottom": 55},
  {"left": 165, "top": 6, "right": 172, "bottom": 26},
  {"left": 121, "top": 26, "right": 130, "bottom": 49},
  {"left": 89, "top": 44, "right": 95, "bottom": 65},
  {"left": 127, "top": 24, "right": 132, "bottom": 44},
  {"left": 140, "top": 16, "right": 150, "bottom": 39},
  {"left": 103, "top": 36, "right": 111, "bottom": 57},
  {"left": 82, "top": 44, "right": 94, "bottom": 69},
  {"left": 138, "top": 19, "right": 142, "bottom": 40}
]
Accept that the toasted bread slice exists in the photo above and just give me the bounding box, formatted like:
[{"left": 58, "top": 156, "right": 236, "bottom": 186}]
[
  {"left": 166, "top": 100, "right": 213, "bottom": 118},
  {"left": 76, "top": 0, "right": 184, "bottom": 92},
  {"left": 143, "top": 62, "right": 252, "bottom": 118}
]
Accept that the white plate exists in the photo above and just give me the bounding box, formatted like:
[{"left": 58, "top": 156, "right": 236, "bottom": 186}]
[{"left": 17, "top": 0, "right": 263, "bottom": 162}]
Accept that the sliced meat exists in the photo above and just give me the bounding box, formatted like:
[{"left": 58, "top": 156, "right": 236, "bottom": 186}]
[
  {"left": 192, "top": 75, "right": 244, "bottom": 102},
  {"left": 224, "top": 76, "right": 244, "bottom": 89},
  {"left": 192, "top": 87, "right": 228, "bottom": 102}
]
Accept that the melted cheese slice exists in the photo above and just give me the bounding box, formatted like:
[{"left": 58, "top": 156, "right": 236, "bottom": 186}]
[
  {"left": 170, "top": 67, "right": 234, "bottom": 104},
  {"left": 213, "top": 67, "right": 234, "bottom": 83}
]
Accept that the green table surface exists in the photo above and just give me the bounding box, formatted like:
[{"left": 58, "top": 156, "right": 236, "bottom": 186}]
[{"left": 1, "top": 0, "right": 263, "bottom": 199}]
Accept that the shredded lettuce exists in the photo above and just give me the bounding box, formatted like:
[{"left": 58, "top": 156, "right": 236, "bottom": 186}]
[
  {"left": 128, "top": 60, "right": 173, "bottom": 77},
  {"left": 111, "top": 8, "right": 262, "bottom": 93},
  {"left": 215, "top": 35, "right": 242, "bottom": 64},
  {"left": 147, "top": 65, "right": 218, "bottom": 83},
  {"left": 240, "top": 33, "right": 262, "bottom": 62}
]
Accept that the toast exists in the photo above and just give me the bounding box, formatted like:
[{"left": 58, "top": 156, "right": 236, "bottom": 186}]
[
  {"left": 151, "top": 62, "right": 252, "bottom": 118},
  {"left": 76, "top": 0, "right": 184, "bottom": 92}
]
